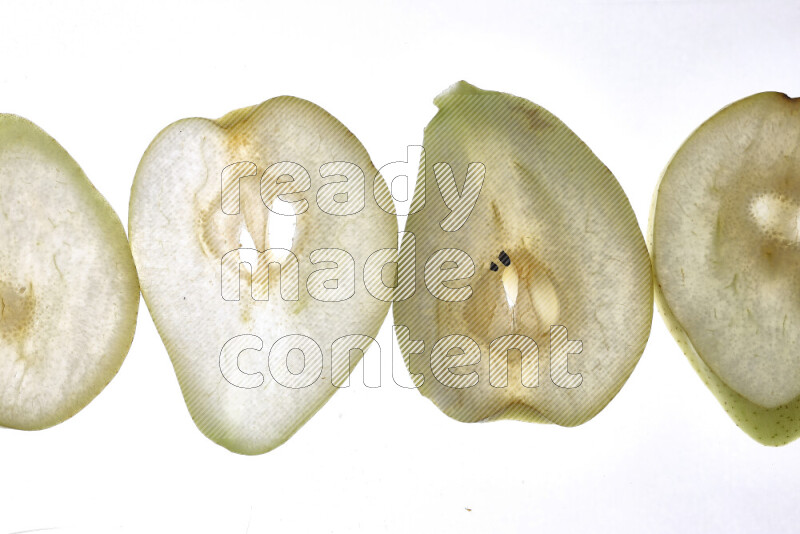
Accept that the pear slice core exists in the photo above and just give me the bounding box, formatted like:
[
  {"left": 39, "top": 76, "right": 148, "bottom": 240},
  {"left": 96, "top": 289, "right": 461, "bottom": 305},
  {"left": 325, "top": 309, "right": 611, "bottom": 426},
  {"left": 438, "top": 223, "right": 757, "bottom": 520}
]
[
  {"left": 0, "top": 114, "right": 139, "bottom": 430},
  {"left": 393, "top": 81, "right": 653, "bottom": 426},
  {"left": 651, "top": 92, "right": 800, "bottom": 445}
]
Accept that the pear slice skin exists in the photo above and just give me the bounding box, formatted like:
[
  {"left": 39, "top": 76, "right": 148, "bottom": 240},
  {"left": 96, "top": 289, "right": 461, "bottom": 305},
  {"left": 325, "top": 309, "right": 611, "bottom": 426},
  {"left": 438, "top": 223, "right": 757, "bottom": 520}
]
[
  {"left": 129, "top": 97, "right": 397, "bottom": 455},
  {"left": 0, "top": 114, "right": 139, "bottom": 430},
  {"left": 650, "top": 92, "right": 800, "bottom": 446},
  {"left": 393, "top": 81, "right": 653, "bottom": 426}
]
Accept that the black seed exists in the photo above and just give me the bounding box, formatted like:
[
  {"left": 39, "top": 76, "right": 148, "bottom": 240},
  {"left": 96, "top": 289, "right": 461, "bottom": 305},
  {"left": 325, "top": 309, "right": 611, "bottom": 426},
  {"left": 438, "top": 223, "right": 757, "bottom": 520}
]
[
  {"left": 490, "top": 262, "right": 499, "bottom": 271},
  {"left": 499, "top": 251, "right": 510, "bottom": 266}
]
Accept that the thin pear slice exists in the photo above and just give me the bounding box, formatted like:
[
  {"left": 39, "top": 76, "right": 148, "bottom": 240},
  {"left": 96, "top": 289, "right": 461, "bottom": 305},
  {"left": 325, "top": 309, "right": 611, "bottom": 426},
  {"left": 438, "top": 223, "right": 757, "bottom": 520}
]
[
  {"left": 0, "top": 114, "right": 139, "bottom": 430},
  {"left": 651, "top": 92, "right": 800, "bottom": 445},
  {"left": 393, "top": 81, "right": 652, "bottom": 426},
  {"left": 129, "top": 97, "right": 397, "bottom": 455}
]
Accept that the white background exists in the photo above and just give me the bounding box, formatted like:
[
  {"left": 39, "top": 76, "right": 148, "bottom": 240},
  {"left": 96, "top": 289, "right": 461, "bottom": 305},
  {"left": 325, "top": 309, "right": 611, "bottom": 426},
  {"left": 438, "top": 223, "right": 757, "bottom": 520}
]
[{"left": 0, "top": 1, "right": 798, "bottom": 532}]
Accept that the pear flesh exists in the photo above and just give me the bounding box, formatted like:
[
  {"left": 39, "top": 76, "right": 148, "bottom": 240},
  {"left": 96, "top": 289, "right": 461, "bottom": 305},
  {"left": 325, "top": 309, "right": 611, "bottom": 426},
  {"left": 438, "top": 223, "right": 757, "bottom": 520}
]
[
  {"left": 0, "top": 114, "right": 139, "bottom": 430},
  {"left": 129, "top": 97, "right": 397, "bottom": 454},
  {"left": 651, "top": 92, "right": 800, "bottom": 445},
  {"left": 393, "top": 82, "right": 653, "bottom": 426}
]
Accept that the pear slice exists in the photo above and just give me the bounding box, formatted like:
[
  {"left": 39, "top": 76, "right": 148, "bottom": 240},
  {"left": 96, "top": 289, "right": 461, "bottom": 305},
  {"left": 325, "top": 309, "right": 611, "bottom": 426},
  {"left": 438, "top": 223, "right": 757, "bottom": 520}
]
[
  {"left": 393, "top": 81, "right": 652, "bottom": 426},
  {"left": 650, "top": 92, "right": 800, "bottom": 445},
  {"left": 0, "top": 114, "right": 139, "bottom": 430},
  {"left": 129, "top": 97, "right": 397, "bottom": 455}
]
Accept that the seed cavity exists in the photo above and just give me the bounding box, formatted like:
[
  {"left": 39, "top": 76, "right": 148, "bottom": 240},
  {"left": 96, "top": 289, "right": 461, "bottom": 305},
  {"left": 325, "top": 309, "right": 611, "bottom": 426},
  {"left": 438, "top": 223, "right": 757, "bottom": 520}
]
[
  {"left": 474, "top": 249, "right": 559, "bottom": 338},
  {"left": 267, "top": 199, "right": 297, "bottom": 262},
  {"left": 490, "top": 251, "right": 519, "bottom": 309},
  {"left": 748, "top": 192, "right": 800, "bottom": 245},
  {"left": 502, "top": 262, "right": 519, "bottom": 308}
]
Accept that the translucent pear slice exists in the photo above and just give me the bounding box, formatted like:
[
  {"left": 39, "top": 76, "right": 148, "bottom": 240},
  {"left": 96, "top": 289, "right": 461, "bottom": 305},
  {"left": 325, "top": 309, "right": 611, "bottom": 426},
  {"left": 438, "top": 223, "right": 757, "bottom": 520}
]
[
  {"left": 0, "top": 114, "right": 139, "bottom": 430},
  {"left": 393, "top": 81, "right": 652, "bottom": 426},
  {"left": 129, "top": 97, "right": 397, "bottom": 455},
  {"left": 651, "top": 92, "right": 800, "bottom": 445}
]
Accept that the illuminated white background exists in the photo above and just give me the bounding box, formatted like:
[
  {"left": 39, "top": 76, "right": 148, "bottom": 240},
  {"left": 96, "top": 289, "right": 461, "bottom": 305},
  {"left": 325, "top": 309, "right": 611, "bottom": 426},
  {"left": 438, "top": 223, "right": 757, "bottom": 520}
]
[{"left": 0, "top": 1, "right": 798, "bottom": 532}]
